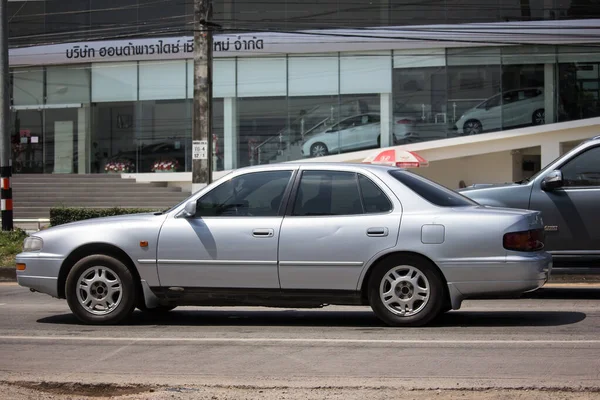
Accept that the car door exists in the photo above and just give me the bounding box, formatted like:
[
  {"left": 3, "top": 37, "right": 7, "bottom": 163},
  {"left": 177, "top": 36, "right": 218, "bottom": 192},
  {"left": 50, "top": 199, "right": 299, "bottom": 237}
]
[
  {"left": 339, "top": 115, "right": 367, "bottom": 152},
  {"left": 480, "top": 93, "right": 502, "bottom": 131},
  {"left": 278, "top": 168, "right": 401, "bottom": 290},
  {"left": 156, "top": 168, "right": 296, "bottom": 288},
  {"left": 529, "top": 145, "right": 600, "bottom": 253}
]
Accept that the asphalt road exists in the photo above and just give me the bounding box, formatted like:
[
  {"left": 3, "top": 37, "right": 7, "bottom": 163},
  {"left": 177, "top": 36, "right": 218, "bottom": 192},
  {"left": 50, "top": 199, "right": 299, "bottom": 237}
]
[{"left": 1, "top": 282, "right": 600, "bottom": 394}]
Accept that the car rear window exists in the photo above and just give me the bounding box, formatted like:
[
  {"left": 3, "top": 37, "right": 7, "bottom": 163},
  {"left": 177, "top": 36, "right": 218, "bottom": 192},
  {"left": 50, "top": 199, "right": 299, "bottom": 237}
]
[{"left": 388, "top": 170, "right": 477, "bottom": 207}]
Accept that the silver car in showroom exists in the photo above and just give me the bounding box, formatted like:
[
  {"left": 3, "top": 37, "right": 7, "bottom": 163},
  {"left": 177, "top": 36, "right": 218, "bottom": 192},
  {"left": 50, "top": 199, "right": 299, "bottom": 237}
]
[{"left": 16, "top": 163, "right": 552, "bottom": 327}]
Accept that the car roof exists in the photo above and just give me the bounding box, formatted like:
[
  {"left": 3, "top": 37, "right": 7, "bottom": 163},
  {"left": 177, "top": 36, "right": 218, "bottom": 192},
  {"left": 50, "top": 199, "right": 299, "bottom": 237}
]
[{"left": 235, "top": 161, "right": 400, "bottom": 173}]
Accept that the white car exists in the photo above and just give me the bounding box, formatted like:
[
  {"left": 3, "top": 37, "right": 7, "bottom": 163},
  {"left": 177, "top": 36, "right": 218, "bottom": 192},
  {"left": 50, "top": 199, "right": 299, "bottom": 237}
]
[
  {"left": 455, "top": 87, "right": 545, "bottom": 135},
  {"left": 301, "top": 113, "right": 419, "bottom": 157}
]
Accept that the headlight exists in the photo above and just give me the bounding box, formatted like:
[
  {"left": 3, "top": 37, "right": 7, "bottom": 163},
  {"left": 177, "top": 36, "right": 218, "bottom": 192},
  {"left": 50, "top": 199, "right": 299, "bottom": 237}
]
[{"left": 23, "top": 237, "right": 43, "bottom": 252}]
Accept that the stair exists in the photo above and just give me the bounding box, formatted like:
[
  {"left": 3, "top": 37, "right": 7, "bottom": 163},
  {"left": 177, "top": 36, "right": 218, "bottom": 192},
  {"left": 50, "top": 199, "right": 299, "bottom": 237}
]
[{"left": 9, "top": 174, "right": 191, "bottom": 220}]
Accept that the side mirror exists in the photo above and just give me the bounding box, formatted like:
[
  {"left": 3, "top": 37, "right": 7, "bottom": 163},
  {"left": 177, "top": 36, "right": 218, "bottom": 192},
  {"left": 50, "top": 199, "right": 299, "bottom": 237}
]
[
  {"left": 541, "top": 170, "right": 563, "bottom": 191},
  {"left": 177, "top": 200, "right": 197, "bottom": 218}
]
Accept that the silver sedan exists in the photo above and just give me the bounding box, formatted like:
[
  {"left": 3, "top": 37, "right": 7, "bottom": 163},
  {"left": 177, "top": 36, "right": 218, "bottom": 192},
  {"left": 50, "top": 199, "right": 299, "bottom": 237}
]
[{"left": 16, "top": 163, "right": 552, "bottom": 327}]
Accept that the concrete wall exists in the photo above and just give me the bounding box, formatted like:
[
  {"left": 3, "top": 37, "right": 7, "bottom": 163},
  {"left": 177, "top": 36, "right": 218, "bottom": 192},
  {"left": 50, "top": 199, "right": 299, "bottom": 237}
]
[{"left": 412, "top": 150, "right": 514, "bottom": 189}]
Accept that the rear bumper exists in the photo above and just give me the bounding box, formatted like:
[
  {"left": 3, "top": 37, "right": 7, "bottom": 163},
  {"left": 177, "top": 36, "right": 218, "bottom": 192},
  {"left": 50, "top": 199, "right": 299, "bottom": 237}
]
[
  {"left": 15, "top": 253, "right": 63, "bottom": 298},
  {"left": 443, "top": 252, "right": 552, "bottom": 301}
]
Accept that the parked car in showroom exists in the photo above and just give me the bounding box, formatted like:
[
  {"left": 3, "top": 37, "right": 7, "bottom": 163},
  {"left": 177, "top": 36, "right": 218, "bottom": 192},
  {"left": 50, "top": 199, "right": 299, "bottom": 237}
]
[
  {"left": 16, "top": 163, "right": 551, "bottom": 327},
  {"left": 105, "top": 142, "right": 185, "bottom": 173},
  {"left": 459, "top": 135, "right": 600, "bottom": 269},
  {"left": 454, "top": 87, "right": 545, "bottom": 136},
  {"left": 301, "top": 113, "right": 420, "bottom": 157}
]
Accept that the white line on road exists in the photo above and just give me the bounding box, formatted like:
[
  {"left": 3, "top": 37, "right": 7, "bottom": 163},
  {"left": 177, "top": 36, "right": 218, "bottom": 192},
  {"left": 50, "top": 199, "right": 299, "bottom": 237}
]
[{"left": 1, "top": 336, "right": 600, "bottom": 345}]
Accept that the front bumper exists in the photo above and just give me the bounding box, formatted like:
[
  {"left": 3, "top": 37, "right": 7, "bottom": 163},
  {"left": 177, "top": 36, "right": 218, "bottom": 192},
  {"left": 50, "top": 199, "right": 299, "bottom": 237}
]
[
  {"left": 443, "top": 252, "right": 552, "bottom": 300},
  {"left": 15, "top": 252, "right": 64, "bottom": 298}
]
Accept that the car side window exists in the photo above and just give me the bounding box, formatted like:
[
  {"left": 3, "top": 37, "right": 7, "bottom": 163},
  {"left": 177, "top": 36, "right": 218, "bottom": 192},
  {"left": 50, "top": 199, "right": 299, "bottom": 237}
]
[
  {"left": 367, "top": 114, "right": 380, "bottom": 124},
  {"left": 358, "top": 174, "right": 392, "bottom": 213},
  {"left": 292, "top": 171, "right": 364, "bottom": 216},
  {"left": 560, "top": 147, "right": 600, "bottom": 187},
  {"left": 196, "top": 170, "right": 292, "bottom": 217},
  {"left": 486, "top": 94, "right": 501, "bottom": 108}
]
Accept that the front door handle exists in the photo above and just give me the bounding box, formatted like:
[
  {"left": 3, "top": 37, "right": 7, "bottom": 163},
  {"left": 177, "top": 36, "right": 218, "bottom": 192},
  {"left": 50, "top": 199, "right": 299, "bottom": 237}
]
[
  {"left": 252, "top": 228, "right": 274, "bottom": 238},
  {"left": 367, "top": 227, "right": 388, "bottom": 237}
]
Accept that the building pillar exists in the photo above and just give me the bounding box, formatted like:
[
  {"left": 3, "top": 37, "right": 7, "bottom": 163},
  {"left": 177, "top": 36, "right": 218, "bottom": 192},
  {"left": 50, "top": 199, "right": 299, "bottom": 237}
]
[
  {"left": 544, "top": 63, "right": 556, "bottom": 124},
  {"left": 224, "top": 97, "right": 238, "bottom": 170},
  {"left": 380, "top": 92, "right": 393, "bottom": 148},
  {"left": 541, "top": 140, "right": 561, "bottom": 168},
  {"left": 77, "top": 107, "right": 89, "bottom": 174}
]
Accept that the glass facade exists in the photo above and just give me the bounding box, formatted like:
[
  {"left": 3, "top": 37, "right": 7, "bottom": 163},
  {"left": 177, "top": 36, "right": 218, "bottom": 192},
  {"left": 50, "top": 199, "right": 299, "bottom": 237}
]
[
  {"left": 9, "top": 44, "right": 600, "bottom": 174},
  {"left": 8, "top": 1, "right": 600, "bottom": 47}
]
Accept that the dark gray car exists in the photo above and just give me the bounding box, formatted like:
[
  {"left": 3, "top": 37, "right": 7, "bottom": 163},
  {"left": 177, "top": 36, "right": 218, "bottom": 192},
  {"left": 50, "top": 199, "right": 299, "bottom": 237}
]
[{"left": 460, "top": 135, "right": 600, "bottom": 269}]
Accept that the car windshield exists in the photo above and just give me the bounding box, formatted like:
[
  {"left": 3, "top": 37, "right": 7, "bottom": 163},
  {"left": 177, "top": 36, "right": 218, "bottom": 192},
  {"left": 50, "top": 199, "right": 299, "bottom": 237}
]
[{"left": 389, "top": 170, "right": 477, "bottom": 207}]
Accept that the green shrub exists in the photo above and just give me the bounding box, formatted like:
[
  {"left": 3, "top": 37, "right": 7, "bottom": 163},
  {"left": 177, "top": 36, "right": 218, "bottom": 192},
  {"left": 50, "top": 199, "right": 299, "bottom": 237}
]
[
  {"left": 50, "top": 207, "right": 161, "bottom": 226},
  {"left": 0, "top": 228, "right": 28, "bottom": 265}
]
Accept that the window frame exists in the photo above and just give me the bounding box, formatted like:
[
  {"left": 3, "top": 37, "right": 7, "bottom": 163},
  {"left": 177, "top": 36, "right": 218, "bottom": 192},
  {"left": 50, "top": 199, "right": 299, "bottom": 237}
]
[
  {"left": 286, "top": 169, "right": 394, "bottom": 217},
  {"left": 194, "top": 169, "right": 297, "bottom": 218},
  {"left": 558, "top": 145, "right": 600, "bottom": 189},
  {"left": 389, "top": 169, "right": 477, "bottom": 208}
]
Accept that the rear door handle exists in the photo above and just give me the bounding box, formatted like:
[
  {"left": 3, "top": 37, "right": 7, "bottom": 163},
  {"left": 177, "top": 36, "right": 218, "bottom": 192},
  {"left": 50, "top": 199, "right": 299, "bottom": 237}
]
[
  {"left": 367, "top": 227, "right": 388, "bottom": 237},
  {"left": 252, "top": 229, "right": 274, "bottom": 238}
]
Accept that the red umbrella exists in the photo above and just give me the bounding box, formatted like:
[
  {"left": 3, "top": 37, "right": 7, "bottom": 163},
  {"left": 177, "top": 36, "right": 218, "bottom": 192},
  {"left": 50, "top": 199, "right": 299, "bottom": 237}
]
[{"left": 363, "top": 149, "right": 429, "bottom": 168}]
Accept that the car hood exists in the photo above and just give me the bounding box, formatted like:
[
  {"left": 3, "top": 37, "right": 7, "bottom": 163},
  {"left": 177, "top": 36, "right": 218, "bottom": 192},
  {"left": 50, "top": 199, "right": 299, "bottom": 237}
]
[
  {"left": 36, "top": 212, "right": 165, "bottom": 236},
  {"left": 458, "top": 182, "right": 520, "bottom": 192}
]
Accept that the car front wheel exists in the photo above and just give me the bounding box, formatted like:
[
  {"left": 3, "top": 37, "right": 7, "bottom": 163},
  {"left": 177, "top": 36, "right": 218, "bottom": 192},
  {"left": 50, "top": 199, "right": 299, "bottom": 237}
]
[
  {"left": 310, "top": 142, "right": 329, "bottom": 157},
  {"left": 368, "top": 255, "right": 444, "bottom": 327},
  {"left": 463, "top": 119, "right": 482, "bottom": 135},
  {"left": 66, "top": 255, "right": 137, "bottom": 325}
]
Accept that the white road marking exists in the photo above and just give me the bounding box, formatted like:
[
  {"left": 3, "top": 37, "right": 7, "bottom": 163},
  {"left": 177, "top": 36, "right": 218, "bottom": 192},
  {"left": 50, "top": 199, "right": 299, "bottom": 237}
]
[
  {"left": 0, "top": 303, "right": 5, "bottom": 306},
  {"left": 0, "top": 336, "right": 599, "bottom": 345}
]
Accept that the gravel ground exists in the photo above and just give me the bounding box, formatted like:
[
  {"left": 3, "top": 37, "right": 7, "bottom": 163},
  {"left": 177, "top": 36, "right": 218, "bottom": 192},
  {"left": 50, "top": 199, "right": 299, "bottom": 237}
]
[{"left": 2, "top": 383, "right": 600, "bottom": 400}]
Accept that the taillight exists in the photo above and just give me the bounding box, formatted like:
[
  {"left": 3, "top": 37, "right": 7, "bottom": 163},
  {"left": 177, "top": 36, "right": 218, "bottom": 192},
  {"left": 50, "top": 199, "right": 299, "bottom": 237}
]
[
  {"left": 396, "top": 119, "right": 412, "bottom": 124},
  {"left": 503, "top": 229, "right": 545, "bottom": 252}
]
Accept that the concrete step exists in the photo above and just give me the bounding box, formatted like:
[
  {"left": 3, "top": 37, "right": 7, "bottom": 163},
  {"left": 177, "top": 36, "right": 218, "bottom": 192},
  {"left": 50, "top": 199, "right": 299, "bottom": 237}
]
[
  {"left": 15, "top": 200, "right": 187, "bottom": 207},
  {"left": 11, "top": 187, "right": 185, "bottom": 194},
  {"left": 13, "top": 193, "right": 187, "bottom": 200},
  {"left": 7, "top": 174, "right": 190, "bottom": 219}
]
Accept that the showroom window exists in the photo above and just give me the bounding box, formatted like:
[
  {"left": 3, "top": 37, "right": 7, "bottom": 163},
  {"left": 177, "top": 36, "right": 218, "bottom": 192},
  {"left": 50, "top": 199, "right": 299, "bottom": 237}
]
[
  {"left": 447, "top": 48, "right": 502, "bottom": 136},
  {"left": 393, "top": 48, "right": 447, "bottom": 142}
]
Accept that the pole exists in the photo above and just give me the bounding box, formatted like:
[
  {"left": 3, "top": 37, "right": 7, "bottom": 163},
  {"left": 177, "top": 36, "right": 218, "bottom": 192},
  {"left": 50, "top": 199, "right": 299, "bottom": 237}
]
[
  {"left": 0, "top": 0, "right": 12, "bottom": 231},
  {"left": 192, "top": 0, "right": 213, "bottom": 193}
]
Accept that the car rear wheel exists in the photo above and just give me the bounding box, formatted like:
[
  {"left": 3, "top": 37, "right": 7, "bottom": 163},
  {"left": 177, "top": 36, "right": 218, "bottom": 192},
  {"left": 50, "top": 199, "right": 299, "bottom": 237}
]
[
  {"left": 368, "top": 255, "right": 444, "bottom": 327},
  {"left": 532, "top": 109, "right": 545, "bottom": 125},
  {"left": 66, "top": 255, "right": 137, "bottom": 325},
  {"left": 310, "top": 142, "right": 328, "bottom": 157}
]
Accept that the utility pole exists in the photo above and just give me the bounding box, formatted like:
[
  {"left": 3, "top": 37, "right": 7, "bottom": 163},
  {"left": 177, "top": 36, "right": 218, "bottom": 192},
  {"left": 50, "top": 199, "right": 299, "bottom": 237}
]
[
  {"left": 191, "top": 0, "right": 213, "bottom": 193},
  {"left": 0, "top": 0, "right": 12, "bottom": 231}
]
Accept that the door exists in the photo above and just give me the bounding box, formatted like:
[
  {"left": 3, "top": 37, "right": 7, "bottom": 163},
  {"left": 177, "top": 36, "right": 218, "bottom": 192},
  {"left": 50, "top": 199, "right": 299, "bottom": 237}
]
[
  {"left": 338, "top": 115, "right": 364, "bottom": 152},
  {"left": 479, "top": 93, "right": 502, "bottom": 131},
  {"left": 529, "top": 145, "right": 600, "bottom": 253},
  {"left": 278, "top": 169, "right": 401, "bottom": 290},
  {"left": 157, "top": 169, "right": 295, "bottom": 288}
]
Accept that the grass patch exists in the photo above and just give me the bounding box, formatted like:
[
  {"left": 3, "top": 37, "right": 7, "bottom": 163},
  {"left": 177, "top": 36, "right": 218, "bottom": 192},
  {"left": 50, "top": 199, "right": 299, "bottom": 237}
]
[{"left": 0, "top": 229, "right": 27, "bottom": 266}]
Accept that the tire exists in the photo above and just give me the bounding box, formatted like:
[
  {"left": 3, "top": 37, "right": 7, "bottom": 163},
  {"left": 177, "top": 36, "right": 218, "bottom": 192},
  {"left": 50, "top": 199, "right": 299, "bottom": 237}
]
[
  {"left": 376, "top": 135, "right": 381, "bottom": 147},
  {"left": 367, "top": 255, "right": 445, "bottom": 327},
  {"left": 65, "top": 255, "right": 137, "bottom": 325},
  {"left": 462, "top": 119, "right": 482, "bottom": 135},
  {"left": 310, "top": 142, "right": 328, "bottom": 157},
  {"left": 532, "top": 109, "right": 545, "bottom": 125}
]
